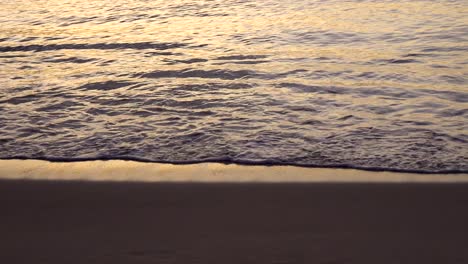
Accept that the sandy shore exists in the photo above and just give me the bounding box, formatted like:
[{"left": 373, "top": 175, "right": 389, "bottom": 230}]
[
  {"left": 1, "top": 179, "right": 468, "bottom": 264},
  {"left": 1, "top": 159, "right": 468, "bottom": 182},
  {"left": 1, "top": 160, "right": 468, "bottom": 263}
]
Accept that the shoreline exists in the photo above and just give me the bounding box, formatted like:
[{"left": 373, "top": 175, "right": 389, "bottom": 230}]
[{"left": 1, "top": 159, "right": 468, "bottom": 183}]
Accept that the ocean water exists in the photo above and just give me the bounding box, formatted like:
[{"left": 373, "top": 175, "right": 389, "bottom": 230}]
[{"left": 0, "top": 0, "right": 467, "bottom": 173}]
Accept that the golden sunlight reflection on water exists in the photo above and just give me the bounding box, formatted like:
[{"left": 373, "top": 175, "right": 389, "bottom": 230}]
[{"left": 0, "top": 0, "right": 467, "bottom": 172}]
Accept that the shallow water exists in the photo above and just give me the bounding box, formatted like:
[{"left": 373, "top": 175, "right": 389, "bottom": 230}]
[{"left": 0, "top": 0, "right": 467, "bottom": 172}]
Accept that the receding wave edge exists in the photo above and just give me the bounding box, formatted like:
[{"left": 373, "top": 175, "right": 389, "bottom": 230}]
[{"left": 1, "top": 156, "right": 467, "bottom": 174}]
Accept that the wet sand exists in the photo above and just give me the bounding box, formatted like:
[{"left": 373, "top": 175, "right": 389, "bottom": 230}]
[
  {"left": 1, "top": 159, "right": 468, "bottom": 182},
  {"left": 1, "top": 179, "right": 468, "bottom": 264}
]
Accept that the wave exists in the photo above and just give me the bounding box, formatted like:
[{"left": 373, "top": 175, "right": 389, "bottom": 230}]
[
  {"left": 1, "top": 0, "right": 467, "bottom": 178},
  {"left": 0, "top": 42, "right": 186, "bottom": 52}
]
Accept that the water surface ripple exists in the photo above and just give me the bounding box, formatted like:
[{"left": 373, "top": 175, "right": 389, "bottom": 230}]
[{"left": 1, "top": 0, "right": 467, "bottom": 172}]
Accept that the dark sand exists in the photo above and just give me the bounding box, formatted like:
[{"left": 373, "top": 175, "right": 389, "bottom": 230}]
[{"left": 1, "top": 180, "right": 468, "bottom": 264}]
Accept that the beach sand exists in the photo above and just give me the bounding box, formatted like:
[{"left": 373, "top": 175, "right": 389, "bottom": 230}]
[
  {"left": 1, "top": 159, "right": 468, "bottom": 182},
  {"left": 1, "top": 160, "right": 468, "bottom": 263}
]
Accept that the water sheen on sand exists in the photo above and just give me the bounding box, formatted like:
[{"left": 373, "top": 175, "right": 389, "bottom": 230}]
[{"left": 0, "top": 0, "right": 467, "bottom": 172}]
